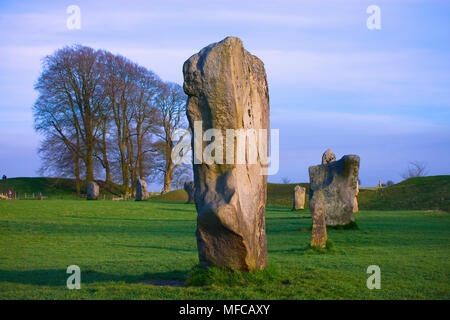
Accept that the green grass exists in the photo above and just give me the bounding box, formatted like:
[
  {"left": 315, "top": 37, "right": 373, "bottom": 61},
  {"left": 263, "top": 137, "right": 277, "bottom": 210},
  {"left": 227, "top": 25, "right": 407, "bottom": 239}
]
[
  {"left": 2, "top": 176, "right": 449, "bottom": 212},
  {"left": 357, "top": 176, "right": 450, "bottom": 212},
  {"left": 0, "top": 200, "right": 448, "bottom": 299},
  {"left": 0, "top": 177, "right": 125, "bottom": 199},
  {"left": 267, "top": 183, "right": 309, "bottom": 208},
  {"left": 152, "top": 189, "right": 188, "bottom": 202}
]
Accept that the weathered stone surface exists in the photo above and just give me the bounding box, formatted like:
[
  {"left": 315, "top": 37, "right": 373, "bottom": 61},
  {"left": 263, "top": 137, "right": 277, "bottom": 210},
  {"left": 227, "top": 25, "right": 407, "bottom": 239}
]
[
  {"left": 310, "top": 201, "right": 327, "bottom": 248},
  {"left": 183, "top": 37, "right": 269, "bottom": 271},
  {"left": 322, "top": 149, "right": 336, "bottom": 165},
  {"left": 309, "top": 155, "right": 360, "bottom": 226},
  {"left": 353, "top": 180, "right": 359, "bottom": 212},
  {"left": 136, "top": 179, "right": 149, "bottom": 201},
  {"left": 86, "top": 181, "right": 99, "bottom": 200},
  {"left": 292, "top": 185, "right": 305, "bottom": 210},
  {"left": 184, "top": 181, "right": 195, "bottom": 204}
]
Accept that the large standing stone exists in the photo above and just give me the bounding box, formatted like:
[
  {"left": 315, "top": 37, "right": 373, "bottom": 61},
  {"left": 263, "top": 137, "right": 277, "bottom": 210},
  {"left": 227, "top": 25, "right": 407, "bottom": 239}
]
[
  {"left": 86, "top": 181, "right": 99, "bottom": 200},
  {"left": 136, "top": 179, "right": 149, "bottom": 201},
  {"left": 322, "top": 149, "right": 336, "bottom": 164},
  {"left": 183, "top": 181, "right": 195, "bottom": 204},
  {"left": 183, "top": 37, "right": 269, "bottom": 271},
  {"left": 309, "top": 155, "right": 360, "bottom": 226},
  {"left": 292, "top": 185, "right": 306, "bottom": 210}
]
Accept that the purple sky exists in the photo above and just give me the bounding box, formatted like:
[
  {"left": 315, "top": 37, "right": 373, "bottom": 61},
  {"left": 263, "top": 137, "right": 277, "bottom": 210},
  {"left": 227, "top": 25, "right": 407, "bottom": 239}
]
[{"left": 0, "top": 0, "right": 449, "bottom": 189}]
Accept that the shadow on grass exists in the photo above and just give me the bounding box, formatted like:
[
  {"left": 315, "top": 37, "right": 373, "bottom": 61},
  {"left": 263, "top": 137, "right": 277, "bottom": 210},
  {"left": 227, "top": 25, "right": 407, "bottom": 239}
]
[
  {"left": 266, "top": 216, "right": 311, "bottom": 221},
  {"left": 159, "top": 208, "right": 196, "bottom": 214},
  {"left": 0, "top": 268, "right": 188, "bottom": 286},
  {"left": 109, "top": 244, "right": 196, "bottom": 253}
]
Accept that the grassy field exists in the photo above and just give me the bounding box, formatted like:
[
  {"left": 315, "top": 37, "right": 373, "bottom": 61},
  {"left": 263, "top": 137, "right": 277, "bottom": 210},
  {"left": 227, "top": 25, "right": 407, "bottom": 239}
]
[
  {"left": 153, "top": 176, "right": 450, "bottom": 212},
  {"left": 2, "top": 176, "right": 449, "bottom": 212},
  {"left": 0, "top": 199, "right": 449, "bottom": 299},
  {"left": 0, "top": 177, "right": 123, "bottom": 199}
]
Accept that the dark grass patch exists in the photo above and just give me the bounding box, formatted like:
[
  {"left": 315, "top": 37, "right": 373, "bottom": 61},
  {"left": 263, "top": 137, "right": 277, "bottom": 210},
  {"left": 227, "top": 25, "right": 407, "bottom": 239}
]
[
  {"left": 298, "top": 221, "right": 359, "bottom": 232},
  {"left": 304, "top": 239, "right": 335, "bottom": 254},
  {"left": 327, "top": 221, "right": 359, "bottom": 230},
  {"left": 141, "top": 280, "right": 184, "bottom": 287},
  {"left": 185, "top": 263, "right": 282, "bottom": 287}
]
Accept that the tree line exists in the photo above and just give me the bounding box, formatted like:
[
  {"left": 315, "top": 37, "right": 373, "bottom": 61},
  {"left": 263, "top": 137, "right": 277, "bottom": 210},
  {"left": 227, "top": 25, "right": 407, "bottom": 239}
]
[{"left": 33, "top": 45, "right": 191, "bottom": 196}]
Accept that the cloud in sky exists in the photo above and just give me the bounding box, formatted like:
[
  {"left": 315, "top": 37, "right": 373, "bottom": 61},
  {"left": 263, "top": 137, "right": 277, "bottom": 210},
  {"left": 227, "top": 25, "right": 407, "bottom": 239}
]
[{"left": 0, "top": 0, "right": 449, "bottom": 186}]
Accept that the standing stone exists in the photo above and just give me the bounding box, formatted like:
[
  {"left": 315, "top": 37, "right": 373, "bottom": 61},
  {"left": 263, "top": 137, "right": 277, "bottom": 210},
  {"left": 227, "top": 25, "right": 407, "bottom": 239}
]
[
  {"left": 183, "top": 37, "right": 269, "bottom": 271},
  {"left": 310, "top": 201, "right": 327, "bottom": 248},
  {"left": 292, "top": 185, "right": 306, "bottom": 210},
  {"left": 353, "top": 180, "right": 359, "bottom": 213},
  {"left": 322, "top": 149, "right": 336, "bottom": 164},
  {"left": 136, "top": 179, "right": 149, "bottom": 201},
  {"left": 183, "top": 181, "right": 195, "bottom": 204},
  {"left": 86, "top": 181, "right": 99, "bottom": 200},
  {"left": 309, "top": 155, "right": 360, "bottom": 226}
]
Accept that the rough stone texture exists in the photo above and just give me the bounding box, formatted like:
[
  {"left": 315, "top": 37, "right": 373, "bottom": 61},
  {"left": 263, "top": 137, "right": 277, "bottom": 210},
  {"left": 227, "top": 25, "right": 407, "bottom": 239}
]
[
  {"left": 86, "top": 181, "right": 99, "bottom": 200},
  {"left": 310, "top": 201, "right": 327, "bottom": 248},
  {"left": 353, "top": 180, "right": 359, "bottom": 212},
  {"left": 136, "top": 179, "right": 149, "bottom": 201},
  {"left": 183, "top": 37, "right": 269, "bottom": 271},
  {"left": 292, "top": 185, "right": 305, "bottom": 210},
  {"left": 309, "top": 155, "right": 360, "bottom": 226},
  {"left": 322, "top": 149, "right": 336, "bottom": 165},
  {"left": 184, "top": 181, "right": 195, "bottom": 204}
]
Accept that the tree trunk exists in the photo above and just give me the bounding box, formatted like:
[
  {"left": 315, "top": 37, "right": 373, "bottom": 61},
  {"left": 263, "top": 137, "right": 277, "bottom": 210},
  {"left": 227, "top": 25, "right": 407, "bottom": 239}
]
[
  {"left": 85, "top": 146, "right": 94, "bottom": 182},
  {"left": 75, "top": 156, "right": 80, "bottom": 197},
  {"left": 102, "top": 120, "right": 112, "bottom": 183},
  {"left": 162, "top": 169, "right": 173, "bottom": 194}
]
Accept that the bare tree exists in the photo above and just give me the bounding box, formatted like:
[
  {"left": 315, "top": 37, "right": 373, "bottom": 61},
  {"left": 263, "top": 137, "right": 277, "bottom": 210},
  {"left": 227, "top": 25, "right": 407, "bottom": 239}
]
[
  {"left": 173, "top": 163, "right": 193, "bottom": 190},
  {"left": 153, "top": 82, "right": 188, "bottom": 194},
  {"left": 281, "top": 177, "right": 291, "bottom": 184},
  {"left": 33, "top": 45, "right": 106, "bottom": 183},
  {"left": 401, "top": 161, "right": 428, "bottom": 180},
  {"left": 129, "top": 65, "right": 161, "bottom": 189},
  {"left": 38, "top": 133, "right": 85, "bottom": 196},
  {"left": 34, "top": 44, "right": 187, "bottom": 195}
]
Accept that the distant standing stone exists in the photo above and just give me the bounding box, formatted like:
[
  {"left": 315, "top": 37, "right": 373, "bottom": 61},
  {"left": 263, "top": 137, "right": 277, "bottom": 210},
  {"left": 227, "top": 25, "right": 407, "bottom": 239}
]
[
  {"left": 183, "top": 181, "right": 194, "bottom": 204},
  {"left": 86, "top": 181, "right": 99, "bottom": 200},
  {"left": 292, "top": 185, "right": 306, "bottom": 210},
  {"left": 322, "top": 149, "right": 336, "bottom": 165},
  {"left": 353, "top": 180, "right": 359, "bottom": 213},
  {"left": 309, "top": 155, "right": 360, "bottom": 226},
  {"left": 136, "top": 179, "right": 149, "bottom": 201}
]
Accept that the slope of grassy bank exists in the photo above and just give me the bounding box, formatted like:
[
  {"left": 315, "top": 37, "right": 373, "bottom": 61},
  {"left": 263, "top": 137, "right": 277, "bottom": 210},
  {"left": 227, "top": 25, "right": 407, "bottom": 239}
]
[
  {"left": 0, "top": 200, "right": 448, "bottom": 299},
  {"left": 357, "top": 176, "right": 450, "bottom": 212},
  {"left": 0, "top": 177, "right": 123, "bottom": 198}
]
